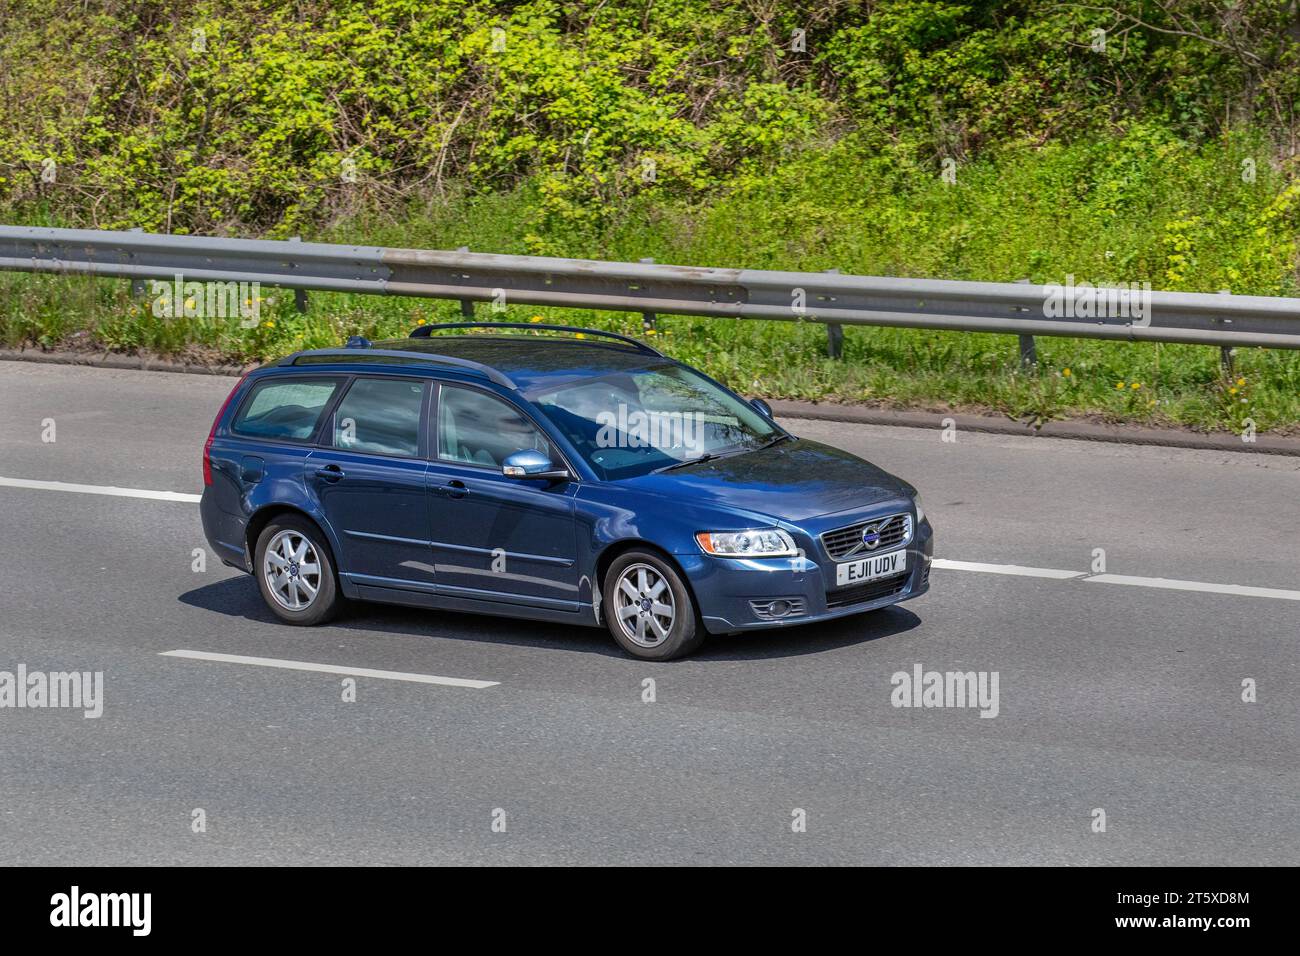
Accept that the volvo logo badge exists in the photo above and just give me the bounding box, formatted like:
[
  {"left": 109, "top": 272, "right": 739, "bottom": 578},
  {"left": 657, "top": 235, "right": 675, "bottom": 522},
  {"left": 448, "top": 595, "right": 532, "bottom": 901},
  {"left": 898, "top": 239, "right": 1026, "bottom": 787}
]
[{"left": 861, "top": 525, "right": 882, "bottom": 550}]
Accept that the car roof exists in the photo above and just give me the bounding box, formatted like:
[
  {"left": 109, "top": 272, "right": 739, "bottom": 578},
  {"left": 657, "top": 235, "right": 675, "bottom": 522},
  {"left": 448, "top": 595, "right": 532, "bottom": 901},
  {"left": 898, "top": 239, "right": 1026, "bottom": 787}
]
[{"left": 282, "top": 334, "right": 674, "bottom": 393}]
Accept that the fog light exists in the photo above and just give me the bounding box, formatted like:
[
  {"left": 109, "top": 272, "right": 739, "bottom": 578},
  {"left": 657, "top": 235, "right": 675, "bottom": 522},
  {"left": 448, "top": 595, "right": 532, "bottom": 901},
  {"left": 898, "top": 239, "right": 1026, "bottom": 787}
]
[{"left": 769, "top": 600, "right": 791, "bottom": 617}]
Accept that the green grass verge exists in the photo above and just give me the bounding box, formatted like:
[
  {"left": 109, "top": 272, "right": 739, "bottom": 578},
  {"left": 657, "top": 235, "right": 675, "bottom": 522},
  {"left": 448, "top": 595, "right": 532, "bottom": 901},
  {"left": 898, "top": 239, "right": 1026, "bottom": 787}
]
[{"left": 3, "top": 129, "right": 1298, "bottom": 435}]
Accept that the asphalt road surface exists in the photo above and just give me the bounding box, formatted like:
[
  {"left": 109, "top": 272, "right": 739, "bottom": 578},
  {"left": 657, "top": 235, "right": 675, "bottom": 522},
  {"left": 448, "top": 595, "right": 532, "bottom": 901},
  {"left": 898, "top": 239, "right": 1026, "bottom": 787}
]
[{"left": 1, "top": 361, "right": 1296, "bottom": 865}]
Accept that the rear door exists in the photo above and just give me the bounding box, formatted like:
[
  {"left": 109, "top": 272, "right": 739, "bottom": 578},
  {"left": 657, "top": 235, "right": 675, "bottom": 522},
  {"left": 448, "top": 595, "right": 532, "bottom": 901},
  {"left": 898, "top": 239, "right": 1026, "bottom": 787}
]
[
  {"left": 425, "top": 382, "right": 579, "bottom": 611},
  {"left": 306, "top": 375, "right": 435, "bottom": 591}
]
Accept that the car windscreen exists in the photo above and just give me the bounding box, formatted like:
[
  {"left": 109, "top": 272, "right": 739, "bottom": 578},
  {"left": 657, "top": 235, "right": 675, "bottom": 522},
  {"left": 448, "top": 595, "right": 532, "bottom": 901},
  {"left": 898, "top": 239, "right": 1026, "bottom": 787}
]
[{"left": 527, "top": 364, "right": 778, "bottom": 480}]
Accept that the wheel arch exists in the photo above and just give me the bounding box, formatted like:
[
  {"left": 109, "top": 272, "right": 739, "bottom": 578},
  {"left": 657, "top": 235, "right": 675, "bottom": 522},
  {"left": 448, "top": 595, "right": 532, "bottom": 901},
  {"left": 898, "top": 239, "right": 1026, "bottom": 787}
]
[
  {"left": 245, "top": 504, "right": 339, "bottom": 571},
  {"left": 595, "top": 539, "right": 703, "bottom": 618}
]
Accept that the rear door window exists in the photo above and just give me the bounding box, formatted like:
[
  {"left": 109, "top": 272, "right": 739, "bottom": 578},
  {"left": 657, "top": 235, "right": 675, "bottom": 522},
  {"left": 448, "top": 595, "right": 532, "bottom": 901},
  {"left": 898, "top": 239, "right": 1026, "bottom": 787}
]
[
  {"left": 331, "top": 377, "right": 426, "bottom": 458},
  {"left": 232, "top": 378, "right": 339, "bottom": 442}
]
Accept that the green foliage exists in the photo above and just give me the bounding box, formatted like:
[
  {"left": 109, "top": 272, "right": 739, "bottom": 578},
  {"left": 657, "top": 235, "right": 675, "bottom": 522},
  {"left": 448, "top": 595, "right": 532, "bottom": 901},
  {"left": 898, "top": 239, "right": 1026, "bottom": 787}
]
[
  {"left": 5, "top": 0, "right": 1300, "bottom": 241},
  {"left": 4, "top": 130, "right": 1300, "bottom": 433},
  {"left": 4, "top": 0, "right": 1300, "bottom": 432}
]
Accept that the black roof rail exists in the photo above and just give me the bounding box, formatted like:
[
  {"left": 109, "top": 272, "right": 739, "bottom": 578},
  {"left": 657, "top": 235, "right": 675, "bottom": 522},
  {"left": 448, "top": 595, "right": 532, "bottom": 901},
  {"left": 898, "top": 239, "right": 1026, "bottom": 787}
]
[
  {"left": 290, "top": 348, "right": 516, "bottom": 388},
  {"left": 408, "top": 321, "right": 665, "bottom": 357}
]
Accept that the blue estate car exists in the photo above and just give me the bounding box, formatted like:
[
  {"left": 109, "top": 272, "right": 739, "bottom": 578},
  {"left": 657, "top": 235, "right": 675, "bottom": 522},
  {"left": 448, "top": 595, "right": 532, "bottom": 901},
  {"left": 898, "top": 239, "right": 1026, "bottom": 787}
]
[{"left": 200, "top": 323, "right": 932, "bottom": 660}]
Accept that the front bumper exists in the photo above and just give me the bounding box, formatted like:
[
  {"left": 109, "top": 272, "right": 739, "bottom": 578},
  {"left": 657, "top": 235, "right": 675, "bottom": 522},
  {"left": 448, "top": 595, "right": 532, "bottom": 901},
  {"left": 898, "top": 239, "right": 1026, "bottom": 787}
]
[{"left": 681, "top": 518, "right": 934, "bottom": 634}]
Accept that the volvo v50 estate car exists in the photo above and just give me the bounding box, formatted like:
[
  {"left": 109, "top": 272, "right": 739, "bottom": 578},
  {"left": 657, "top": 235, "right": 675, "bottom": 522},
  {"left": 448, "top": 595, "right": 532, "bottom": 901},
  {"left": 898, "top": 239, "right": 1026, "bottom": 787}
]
[{"left": 200, "top": 323, "right": 933, "bottom": 660}]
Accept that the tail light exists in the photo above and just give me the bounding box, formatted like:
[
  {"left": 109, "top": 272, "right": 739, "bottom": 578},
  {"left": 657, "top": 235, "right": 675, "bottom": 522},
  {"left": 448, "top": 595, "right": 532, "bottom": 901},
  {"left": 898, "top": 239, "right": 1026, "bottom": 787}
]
[{"left": 203, "top": 374, "right": 249, "bottom": 486}]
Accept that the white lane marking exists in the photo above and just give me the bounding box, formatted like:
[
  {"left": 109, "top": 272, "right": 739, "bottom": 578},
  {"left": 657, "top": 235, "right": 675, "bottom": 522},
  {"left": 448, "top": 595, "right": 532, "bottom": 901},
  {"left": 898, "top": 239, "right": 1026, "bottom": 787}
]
[
  {"left": 3, "top": 475, "right": 1294, "bottom": 604},
  {"left": 1084, "top": 573, "right": 1300, "bottom": 602},
  {"left": 931, "top": 558, "right": 1083, "bottom": 580},
  {"left": 932, "top": 559, "right": 1300, "bottom": 602},
  {"left": 159, "top": 649, "right": 498, "bottom": 689},
  {"left": 0, "top": 475, "right": 200, "bottom": 503}
]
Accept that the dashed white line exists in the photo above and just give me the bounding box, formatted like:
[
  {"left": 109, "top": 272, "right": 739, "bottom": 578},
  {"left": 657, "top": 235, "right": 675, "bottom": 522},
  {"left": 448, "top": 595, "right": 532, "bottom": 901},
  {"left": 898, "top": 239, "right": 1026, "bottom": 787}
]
[
  {"left": 1084, "top": 573, "right": 1300, "bottom": 602},
  {"left": 931, "top": 561, "right": 1300, "bottom": 601},
  {"left": 3, "top": 474, "right": 1294, "bottom": 604},
  {"left": 930, "top": 559, "right": 1083, "bottom": 580},
  {"left": 159, "top": 649, "right": 499, "bottom": 689},
  {"left": 0, "top": 475, "right": 200, "bottom": 502}
]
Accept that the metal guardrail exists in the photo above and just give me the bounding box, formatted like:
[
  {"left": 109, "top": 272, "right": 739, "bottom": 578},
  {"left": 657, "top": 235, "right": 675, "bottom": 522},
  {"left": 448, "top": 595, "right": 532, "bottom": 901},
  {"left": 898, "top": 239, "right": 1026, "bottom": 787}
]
[{"left": 2, "top": 225, "right": 1299, "bottom": 354}]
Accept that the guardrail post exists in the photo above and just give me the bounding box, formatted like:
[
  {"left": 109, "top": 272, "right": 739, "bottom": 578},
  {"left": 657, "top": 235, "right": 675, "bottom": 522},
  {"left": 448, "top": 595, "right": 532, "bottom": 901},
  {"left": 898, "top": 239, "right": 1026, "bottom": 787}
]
[
  {"left": 1016, "top": 277, "right": 1037, "bottom": 369},
  {"left": 457, "top": 246, "right": 475, "bottom": 317},
  {"left": 1019, "top": 335, "right": 1038, "bottom": 368},
  {"left": 128, "top": 228, "right": 147, "bottom": 299},
  {"left": 1217, "top": 290, "right": 1234, "bottom": 375},
  {"left": 287, "top": 237, "right": 308, "bottom": 313},
  {"left": 1221, "top": 347, "right": 1235, "bottom": 375},
  {"left": 825, "top": 268, "right": 843, "bottom": 359},
  {"left": 639, "top": 258, "right": 657, "bottom": 332}
]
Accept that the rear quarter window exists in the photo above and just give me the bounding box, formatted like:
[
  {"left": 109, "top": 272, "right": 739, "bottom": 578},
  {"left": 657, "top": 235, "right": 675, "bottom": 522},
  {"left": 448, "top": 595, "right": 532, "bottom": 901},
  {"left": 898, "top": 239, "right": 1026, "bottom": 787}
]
[{"left": 232, "top": 378, "right": 339, "bottom": 442}]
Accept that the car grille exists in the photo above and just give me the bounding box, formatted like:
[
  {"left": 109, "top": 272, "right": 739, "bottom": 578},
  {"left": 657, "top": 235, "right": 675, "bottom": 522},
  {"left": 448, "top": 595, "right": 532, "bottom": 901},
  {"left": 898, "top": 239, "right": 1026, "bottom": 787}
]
[
  {"left": 820, "top": 513, "right": 913, "bottom": 561},
  {"left": 826, "top": 572, "right": 910, "bottom": 609}
]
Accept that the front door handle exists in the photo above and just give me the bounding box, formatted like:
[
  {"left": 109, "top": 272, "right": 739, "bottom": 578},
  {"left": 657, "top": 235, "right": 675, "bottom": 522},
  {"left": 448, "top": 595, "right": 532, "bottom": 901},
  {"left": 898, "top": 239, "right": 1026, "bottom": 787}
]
[
  {"left": 435, "top": 479, "right": 469, "bottom": 499},
  {"left": 315, "top": 464, "right": 345, "bottom": 482}
]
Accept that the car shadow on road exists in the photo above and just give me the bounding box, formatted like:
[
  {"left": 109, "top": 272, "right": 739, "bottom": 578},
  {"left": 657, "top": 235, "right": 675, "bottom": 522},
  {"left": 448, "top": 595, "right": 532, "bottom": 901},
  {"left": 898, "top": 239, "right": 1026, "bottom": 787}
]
[{"left": 178, "top": 576, "right": 921, "bottom": 661}]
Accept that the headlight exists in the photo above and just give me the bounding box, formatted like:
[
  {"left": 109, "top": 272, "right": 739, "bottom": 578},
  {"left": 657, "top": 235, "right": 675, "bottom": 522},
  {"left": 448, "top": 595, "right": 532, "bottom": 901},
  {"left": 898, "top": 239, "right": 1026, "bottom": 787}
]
[
  {"left": 913, "top": 493, "right": 925, "bottom": 525},
  {"left": 695, "top": 528, "right": 798, "bottom": 558}
]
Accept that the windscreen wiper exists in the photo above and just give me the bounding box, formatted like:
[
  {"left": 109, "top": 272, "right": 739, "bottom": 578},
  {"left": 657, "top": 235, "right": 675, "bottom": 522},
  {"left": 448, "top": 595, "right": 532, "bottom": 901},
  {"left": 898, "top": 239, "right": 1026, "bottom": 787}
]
[
  {"left": 753, "top": 433, "right": 795, "bottom": 452},
  {"left": 651, "top": 452, "right": 718, "bottom": 474},
  {"left": 651, "top": 439, "right": 781, "bottom": 474}
]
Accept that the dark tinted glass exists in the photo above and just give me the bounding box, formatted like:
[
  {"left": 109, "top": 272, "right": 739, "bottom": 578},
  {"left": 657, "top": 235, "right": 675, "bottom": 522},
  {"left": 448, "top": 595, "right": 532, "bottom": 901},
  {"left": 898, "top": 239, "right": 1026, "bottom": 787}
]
[
  {"left": 232, "top": 378, "right": 338, "bottom": 442},
  {"left": 438, "top": 386, "right": 550, "bottom": 468},
  {"left": 332, "top": 377, "right": 425, "bottom": 457}
]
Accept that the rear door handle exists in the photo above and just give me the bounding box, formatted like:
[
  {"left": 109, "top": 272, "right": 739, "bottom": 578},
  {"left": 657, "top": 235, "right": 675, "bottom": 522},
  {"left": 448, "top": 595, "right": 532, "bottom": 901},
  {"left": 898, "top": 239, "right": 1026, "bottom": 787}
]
[{"left": 315, "top": 464, "right": 345, "bottom": 482}]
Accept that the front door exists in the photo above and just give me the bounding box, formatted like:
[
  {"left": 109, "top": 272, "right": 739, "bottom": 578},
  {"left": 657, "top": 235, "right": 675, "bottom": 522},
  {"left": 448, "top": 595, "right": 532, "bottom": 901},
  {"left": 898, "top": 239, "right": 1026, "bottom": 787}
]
[{"left": 426, "top": 383, "right": 578, "bottom": 610}]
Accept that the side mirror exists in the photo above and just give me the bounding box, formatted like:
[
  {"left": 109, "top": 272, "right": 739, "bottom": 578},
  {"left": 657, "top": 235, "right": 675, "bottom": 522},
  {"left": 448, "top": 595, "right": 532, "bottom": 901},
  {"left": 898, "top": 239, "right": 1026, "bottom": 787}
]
[
  {"left": 751, "top": 397, "right": 774, "bottom": 419},
  {"left": 501, "top": 448, "right": 570, "bottom": 481}
]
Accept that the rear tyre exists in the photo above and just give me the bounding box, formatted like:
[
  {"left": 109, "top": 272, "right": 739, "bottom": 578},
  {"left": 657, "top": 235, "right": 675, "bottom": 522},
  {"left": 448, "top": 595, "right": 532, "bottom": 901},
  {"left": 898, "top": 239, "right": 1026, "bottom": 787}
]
[
  {"left": 602, "top": 550, "right": 704, "bottom": 660},
  {"left": 254, "top": 516, "right": 342, "bottom": 625}
]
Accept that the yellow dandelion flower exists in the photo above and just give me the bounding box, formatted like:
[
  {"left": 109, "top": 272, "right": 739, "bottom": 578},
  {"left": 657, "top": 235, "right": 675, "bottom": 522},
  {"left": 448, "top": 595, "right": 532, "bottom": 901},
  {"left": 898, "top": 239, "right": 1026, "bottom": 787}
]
[
  {"left": 416, "top": 318, "right": 426, "bottom": 325},
  {"left": 529, "top": 315, "right": 543, "bottom": 324},
  {"left": 1229, "top": 386, "right": 1238, "bottom": 395},
  {"left": 1236, "top": 377, "right": 1245, "bottom": 386},
  {"left": 1115, "top": 382, "right": 1125, "bottom": 390},
  {"left": 574, "top": 333, "right": 587, "bottom": 339},
  {"left": 646, "top": 329, "right": 657, "bottom": 336},
  {"left": 1062, "top": 368, "right": 1071, "bottom": 377},
  {"left": 1130, "top": 382, "right": 1141, "bottom": 390}
]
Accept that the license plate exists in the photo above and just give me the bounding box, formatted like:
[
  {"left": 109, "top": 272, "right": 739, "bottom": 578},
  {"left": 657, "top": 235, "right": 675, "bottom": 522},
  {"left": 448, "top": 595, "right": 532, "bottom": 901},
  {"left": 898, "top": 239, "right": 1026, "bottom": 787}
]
[{"left": 835, "top": 548, "right": 907, "bottom": 587}]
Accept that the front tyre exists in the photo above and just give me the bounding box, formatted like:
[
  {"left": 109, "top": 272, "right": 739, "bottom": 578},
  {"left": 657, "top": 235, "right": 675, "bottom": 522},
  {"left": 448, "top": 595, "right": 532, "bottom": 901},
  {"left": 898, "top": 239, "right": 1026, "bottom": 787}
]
[
  {"left": 602, "top": 550, "right": 704, "bottom": 660},
  {"left": 254, "top": 516, "right": 342, "bottom": 625}
]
